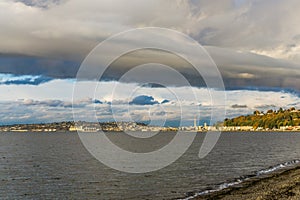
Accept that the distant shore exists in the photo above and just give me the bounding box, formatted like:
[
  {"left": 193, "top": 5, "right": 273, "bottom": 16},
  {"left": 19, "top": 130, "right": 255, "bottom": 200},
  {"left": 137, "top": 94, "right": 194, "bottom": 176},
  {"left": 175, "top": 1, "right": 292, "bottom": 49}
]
[
  {"left": 1, "top": 130, "right": 300, "bottom": 133},
  {"left": 193, "top": 165, "right": 300, "bottom": 200},
  {"left": 1, "top": 119, "right": 300, "bottom": 132}
]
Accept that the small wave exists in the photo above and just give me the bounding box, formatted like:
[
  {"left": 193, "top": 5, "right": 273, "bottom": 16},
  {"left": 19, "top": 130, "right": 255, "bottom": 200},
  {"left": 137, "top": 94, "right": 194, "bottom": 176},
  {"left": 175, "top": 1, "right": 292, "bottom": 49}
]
[
  {"left": 180, "top": 159, "right": 300, "bottom": 200},
  {"left": 256, "top": 159, "right": 300, "bottom": 175}
]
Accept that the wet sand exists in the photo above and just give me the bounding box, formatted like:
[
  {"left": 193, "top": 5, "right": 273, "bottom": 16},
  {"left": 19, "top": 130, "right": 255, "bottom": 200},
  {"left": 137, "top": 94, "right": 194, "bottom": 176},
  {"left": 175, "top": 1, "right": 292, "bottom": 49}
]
[{"left": 196, "top": 166, "right": 300, "bottom": 200}]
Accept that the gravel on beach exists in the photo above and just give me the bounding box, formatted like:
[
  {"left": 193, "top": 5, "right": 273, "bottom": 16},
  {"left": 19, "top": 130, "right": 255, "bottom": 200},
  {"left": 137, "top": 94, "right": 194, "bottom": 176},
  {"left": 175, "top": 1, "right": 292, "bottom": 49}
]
[{"left": 195, "top": 166, "right": 300, "bottom": 200}]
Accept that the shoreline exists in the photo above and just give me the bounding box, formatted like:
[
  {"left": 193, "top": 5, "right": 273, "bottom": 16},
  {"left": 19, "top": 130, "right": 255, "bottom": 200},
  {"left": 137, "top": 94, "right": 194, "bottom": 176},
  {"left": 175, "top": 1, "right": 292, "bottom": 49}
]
[
  {"left": 1, "top": 130, "right": 300, "bottom": 133},
  {"left": 184, "top": 162, "right": 300, "bottom": 200}
]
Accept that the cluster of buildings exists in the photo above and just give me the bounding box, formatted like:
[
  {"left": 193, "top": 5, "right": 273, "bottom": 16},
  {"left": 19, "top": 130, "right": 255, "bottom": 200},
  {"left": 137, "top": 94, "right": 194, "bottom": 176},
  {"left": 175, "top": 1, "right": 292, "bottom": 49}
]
[
  {"left": 69, "top": 122, "right": 177, "bottom": 132},
  {"left": 178, "top": 122, "right": 220, "bottom": 132},
  {"left": 0, "top": 121, "right": 72, "bottom": 132},
  {"left": 1, "top": 121, "right": 300, "bottom": 133},
  {"left": 0, "top": 125, "right": 57, "bottom": 132}
]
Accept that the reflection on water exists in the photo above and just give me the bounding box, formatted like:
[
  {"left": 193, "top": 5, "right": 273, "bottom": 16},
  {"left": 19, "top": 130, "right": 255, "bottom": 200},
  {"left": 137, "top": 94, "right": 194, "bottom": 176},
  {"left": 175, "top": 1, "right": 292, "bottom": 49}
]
[{"left": 1, "top": 132, "right": 300, "bottom": 199}]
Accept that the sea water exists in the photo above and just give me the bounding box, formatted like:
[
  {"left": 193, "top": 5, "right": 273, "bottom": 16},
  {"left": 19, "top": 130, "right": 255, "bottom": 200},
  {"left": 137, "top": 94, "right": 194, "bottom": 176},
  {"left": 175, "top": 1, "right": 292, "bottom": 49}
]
[{"left": 1, "top": 132, "right": 300, "bottom": 199}]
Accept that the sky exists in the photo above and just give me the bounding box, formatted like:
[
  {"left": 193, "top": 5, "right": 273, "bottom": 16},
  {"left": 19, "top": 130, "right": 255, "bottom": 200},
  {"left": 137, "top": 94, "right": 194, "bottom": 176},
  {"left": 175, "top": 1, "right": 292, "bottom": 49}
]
[{"left": 0, "top": 0, "right": 300, "bottom": 125}]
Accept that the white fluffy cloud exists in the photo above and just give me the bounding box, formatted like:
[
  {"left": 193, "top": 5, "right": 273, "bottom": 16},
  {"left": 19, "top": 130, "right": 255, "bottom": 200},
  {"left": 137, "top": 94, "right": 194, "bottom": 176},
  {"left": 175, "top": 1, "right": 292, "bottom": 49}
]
[{"left": 0, "top": 79, "right": 299, "bottom": 125}]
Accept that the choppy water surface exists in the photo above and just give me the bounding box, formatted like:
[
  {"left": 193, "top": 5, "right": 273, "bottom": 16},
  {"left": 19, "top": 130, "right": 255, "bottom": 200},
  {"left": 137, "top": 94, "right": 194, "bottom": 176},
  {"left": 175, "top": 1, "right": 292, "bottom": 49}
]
[{"left": 1, "top": 132, "right": 300, "bottom": 199}]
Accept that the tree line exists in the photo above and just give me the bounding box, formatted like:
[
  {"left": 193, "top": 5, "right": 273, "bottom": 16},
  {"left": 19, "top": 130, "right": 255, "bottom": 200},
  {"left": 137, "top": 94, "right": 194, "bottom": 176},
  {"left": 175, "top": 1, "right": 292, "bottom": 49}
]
[{"left": 224, "top": 107, "right": 300, "bottom": 129}]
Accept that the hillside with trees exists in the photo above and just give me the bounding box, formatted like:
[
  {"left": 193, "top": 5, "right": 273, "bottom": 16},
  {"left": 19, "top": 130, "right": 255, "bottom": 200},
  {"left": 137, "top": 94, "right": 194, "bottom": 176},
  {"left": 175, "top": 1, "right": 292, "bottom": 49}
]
[{"left": 224, "top": 107, "right": 300, "bottom": 129}]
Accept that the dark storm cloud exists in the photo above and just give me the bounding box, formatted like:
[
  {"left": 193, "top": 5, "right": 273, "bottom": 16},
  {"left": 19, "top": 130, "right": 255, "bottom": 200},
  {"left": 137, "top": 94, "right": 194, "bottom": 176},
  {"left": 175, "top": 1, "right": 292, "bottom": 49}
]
[
  {"left": 231, "top": 104, "right": 247, "bottom": 109},
  {"left": 161, "top": 99, "right": 170, "bottom": 104},
  {"left": 254, "top": 104, "right": 276, "bottom": 110},
  {"left": 23, "top": 99, "right": 74, "bottom": 108},
  {"left": 95, "top": 47, "right": 300, "bottom": 92},
  {"left": 1, "top": 46, "right": 300, "bottom": 93},
  {"left": 0, "top": 54, "right": 79, "bottom": 79},
  {"left": 0, "top": 74, "right": 52, "bottom": 85},
  {"left": 93, "top": 99, "right": 103, "bottom": 104},
  {"left": 205, "top": 46, "right": 300, "bottom": 92},
  {"left": 1, "top": 0, "right": 300, "bottom": 92},
  {"left": 225, "top": 86, "right": 300, "bottom": 98},
  {"left": 21, "top": 98, "right": 103, "bottom": 108},
  {"left": 129, "top": 95, "right": 159, "bottom": 105},
  {"left": 15, "top": 0, "right": 64, "bottom": 8}
]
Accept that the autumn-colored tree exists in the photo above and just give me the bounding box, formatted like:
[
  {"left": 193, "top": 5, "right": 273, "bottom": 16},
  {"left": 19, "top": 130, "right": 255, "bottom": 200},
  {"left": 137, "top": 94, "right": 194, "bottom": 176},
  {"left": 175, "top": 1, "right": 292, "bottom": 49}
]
[{"left": 223, "top": 107, "right": 300, "bottom": 129}]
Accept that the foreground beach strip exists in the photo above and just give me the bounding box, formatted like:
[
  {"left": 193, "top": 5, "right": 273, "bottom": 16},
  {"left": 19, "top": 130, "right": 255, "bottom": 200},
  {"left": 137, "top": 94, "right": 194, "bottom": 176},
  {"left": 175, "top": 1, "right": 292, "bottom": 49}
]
[{"left": 194, "top": 165, "right": 300, "bottom": 200}]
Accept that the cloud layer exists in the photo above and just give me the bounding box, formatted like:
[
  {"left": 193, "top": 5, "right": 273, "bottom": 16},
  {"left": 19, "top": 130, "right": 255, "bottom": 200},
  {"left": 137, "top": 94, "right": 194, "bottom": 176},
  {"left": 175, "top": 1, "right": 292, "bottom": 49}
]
[
  {"left": 0, "top": 80, "right": 299, "bottom": 125},
  {"left": 0, "top": 0, "right": 299, "bottom": 92},
  {"left": 0, "top": 0, "right": 300, "bottom": 125}
]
